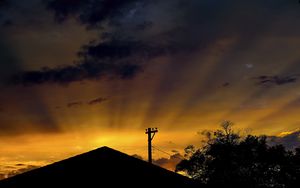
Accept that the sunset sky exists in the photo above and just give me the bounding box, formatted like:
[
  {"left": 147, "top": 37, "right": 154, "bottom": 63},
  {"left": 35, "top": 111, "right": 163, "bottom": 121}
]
[{"left": 0, "top": 0, "right": 300, "bottom": 177}]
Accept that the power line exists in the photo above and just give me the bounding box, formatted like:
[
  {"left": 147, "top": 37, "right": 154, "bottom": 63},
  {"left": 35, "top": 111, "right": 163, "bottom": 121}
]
[
  {"left": 152, "top": 145, "right": 184, "bottom": 160},
  {"left": 152, "top": 145, "right": 172, "bottom": 156}
]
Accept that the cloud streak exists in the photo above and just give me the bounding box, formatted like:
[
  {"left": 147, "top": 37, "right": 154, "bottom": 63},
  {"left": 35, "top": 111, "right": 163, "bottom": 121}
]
[
  {"left": 67, "top": 101, "right": 82, "bottom": 108},
  {"left": 12, "top": 63, "right": 141, "bottom": 85},
  {"left": 255, "top": 75, "right": 298, "bottom": 87},
  {"left": 268, "top": 130, "right": 300, "bottom": 150},
  {"left": 88, "top": 97, "right": 107, "bottom": 105},
  {"left": 66, "top": 97, "right": 107, "bottom": 108}
]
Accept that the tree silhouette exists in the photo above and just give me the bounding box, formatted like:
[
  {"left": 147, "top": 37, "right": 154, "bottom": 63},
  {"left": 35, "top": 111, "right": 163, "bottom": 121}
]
[{"left": 176, "top": 121, "right": 300, "bottom": 188}]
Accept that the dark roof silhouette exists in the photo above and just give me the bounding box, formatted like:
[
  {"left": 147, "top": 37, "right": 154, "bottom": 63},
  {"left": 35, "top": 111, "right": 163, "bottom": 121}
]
[{"left": 0, "top": 146, "right": 202, "bottom": 188}]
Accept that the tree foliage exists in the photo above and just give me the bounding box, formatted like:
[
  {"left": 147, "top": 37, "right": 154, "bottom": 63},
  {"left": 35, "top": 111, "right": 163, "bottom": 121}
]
[{"left": 176, "top": 121, "right": 300, "bottom": 188}]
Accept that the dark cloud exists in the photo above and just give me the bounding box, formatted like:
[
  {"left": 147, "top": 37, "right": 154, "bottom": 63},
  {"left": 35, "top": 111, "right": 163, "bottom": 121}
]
[
  {"left": 0, "top": 0, "right": 8, "bottom": 21},
  {"left": 2, "top": 19, "right": 12, "bottom": 27},
  {"left": 0, "top": 0, "right": 8, "bottom": 8},
  {"left": 131, "top": 154, "right": 143, "bottom": 160},
  {"left": 67, "top": 101, "right": 82, "bottom": 108},
  {"left": 78, "top": 39, "right": 167, "bottom": 61},
  {"left": 12, "top": 61, "right": 141, "bottom": 85},
  {"left": 88, "top": 97, "right": 107, "bottom": 105},
  {"left": 222, "top": 82, "right": 230, "bottom": 87},
  {"left": 46, "top": 0, "right": 86, "bottom": 22},
  {"left": 12, "top": 39, "right": 158, "bottom": 85},
  {"left": 255, "top": 75, "right": 298, "bottom": 86},
  {"left": 11, "top": 34, "right": 180, "bottom": 85},
  {"left": 47, "top": 0, "right": 142, "bottom": 28},
  {"left": 12, "top": 66, "right": 86, "bottom": 86},
  {"left": 153, "top": 153, "right": 183, "bottom": 171},
  {"left": 15, "top": 164, "right": 26, "bottom": 167},
  {"left": 131, "top": 153, "right": 183, "bottom": 171},
  {"left": 267, "top": 130, "right": 300, "bottom": 150},
  {"left": 12, "top": 0, "right": 300, "bottom": 85}
]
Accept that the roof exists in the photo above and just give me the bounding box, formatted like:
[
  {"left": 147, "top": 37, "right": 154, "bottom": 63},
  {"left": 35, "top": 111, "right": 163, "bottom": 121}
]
[{"left": 0, "top": 146, "right": 202, "bottom": 188}]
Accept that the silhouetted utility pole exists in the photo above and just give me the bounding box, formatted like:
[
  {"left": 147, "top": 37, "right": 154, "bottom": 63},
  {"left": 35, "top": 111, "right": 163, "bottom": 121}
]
[{"left": 145, "top": 128, "right": 158, "bottom": 163}]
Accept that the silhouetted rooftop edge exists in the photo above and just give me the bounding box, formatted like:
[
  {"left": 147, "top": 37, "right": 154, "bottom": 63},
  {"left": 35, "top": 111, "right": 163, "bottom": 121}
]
[{"left": 0, "top": 146, "right": 203, "bottom": 188}]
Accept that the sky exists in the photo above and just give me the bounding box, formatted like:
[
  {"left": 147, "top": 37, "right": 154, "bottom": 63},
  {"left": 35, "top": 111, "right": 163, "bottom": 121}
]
[{"left": 0, "top": 0, "right": 300, "bottom": 178}]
